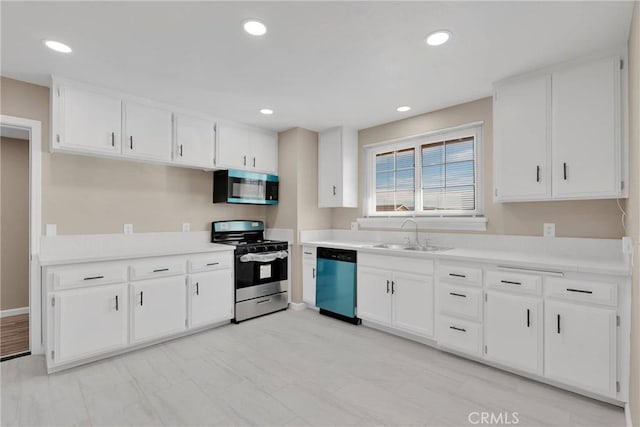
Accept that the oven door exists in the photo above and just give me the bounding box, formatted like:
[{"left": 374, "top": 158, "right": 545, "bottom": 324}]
[{"left": 235, "top": 251, "right": 288, "bottom": 301}]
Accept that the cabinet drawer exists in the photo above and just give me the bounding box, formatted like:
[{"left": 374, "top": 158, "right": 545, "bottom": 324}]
[
  {"left": 129, "top": 257, "right": 186, "bottom": 281},
  {"left": 486, "top": 270, "right": 541, "bottom": 295},
  {"left": 437, "top": 315, "right": 482, "bottom": 357},
  {"left": 188, "top": 252, "right": 232, "bottom": 273},
  {"left": 545, "top": 278, "right": 617, "bottom": 307},
  {"left": 302, "top": 246, "right": 317, "bottom": 261},
  {"left": 49, "top": 262, "right": 128, "bottom": 290},
  {"left": 439, "top": 264, "right": 482, "bottom": 287},
  {"left": 439, "top": 284, "right": 482, "bottom": 322},
  {"left": 359, "top": 253, "right": 434, "bottom": 276}
]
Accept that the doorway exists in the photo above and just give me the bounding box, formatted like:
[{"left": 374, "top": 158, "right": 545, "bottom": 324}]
[
  {"left": 0, "top": 115, "right": 42, "bottom": 361},
  {"left": 0, "top": 130, "right": 30, "bottom": 359}
]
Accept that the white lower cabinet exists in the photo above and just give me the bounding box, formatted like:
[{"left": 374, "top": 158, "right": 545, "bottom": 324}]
[
  {"left": 131, "top": 276, "right": 187, "bottom": 344},
  {"left": 51, "top": 284, "right": 128, "bottom": 364},
  {"left": 437, "top": 315, "right": 483, "bottom": 357},
  {"left": 302, "top": 246, "right": 317, "bottom": 306},
  {"left": 357, "top": 258, "right": 434, "bottom": 338},
  {"left": 188, "top": 270, "right": 234, "bottom": 328},
  {"left": 545, "top": 300, "right": 617, "bottom": 397},
  {"left": 485, "top": 291, "right": 542, "bottom": 375}
]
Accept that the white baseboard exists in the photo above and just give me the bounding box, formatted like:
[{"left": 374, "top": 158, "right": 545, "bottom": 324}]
[
  {"left": 288, "top": 302, "right": 307, "bottom": 311},
  {"left": 1, "top": 307, "right": 29, "bottom": 318},
  {"left": 626, "top": 403, "right": 634, "bottom": 427}
]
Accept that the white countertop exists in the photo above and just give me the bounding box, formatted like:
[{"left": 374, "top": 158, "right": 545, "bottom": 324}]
[
  {"left": 302, "top": 240, "right": 630, "bottom": 276},
  {"left": 39, "top": 233, "right": 235, "bottom": 266}
]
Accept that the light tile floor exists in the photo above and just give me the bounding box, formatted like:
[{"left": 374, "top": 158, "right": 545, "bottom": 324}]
[{"left": 0, "top": 309, "right": 625, "bottom": 426}]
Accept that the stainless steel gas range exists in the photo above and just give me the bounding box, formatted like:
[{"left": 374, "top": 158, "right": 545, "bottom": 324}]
[{"left": 212, "top": 220, "right": 288, "bottom": 322}]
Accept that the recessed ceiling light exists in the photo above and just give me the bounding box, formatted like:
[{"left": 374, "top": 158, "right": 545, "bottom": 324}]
[
  {"left": 43, "top": 40, "right": 72, "bottom": 53},
  {"left": 260, "top": 108, "right": 274, "bottom": 115},
  {"left": 425, "top": 30, "right": 451, "bottom": 46},
  {"left": 396, "top": 106, "right": 411, "bottom": 112},
  {"left": 243, "top": 20, "right": 267, "bottom": 36}
]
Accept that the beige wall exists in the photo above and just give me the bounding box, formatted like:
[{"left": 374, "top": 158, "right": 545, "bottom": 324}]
[
  {"left": 0, "top": 77, "right": 266, "bottom": 234},
  {"left": 267, "top": 127, "right": 331, "bottom": 303},
  {"left": 332, "top": 97, "right": 625, "bottom": 239},
  {"left": 626, "top": 2, "right": 640, "bottom": 425},
  {"left": 1, "top": 137, "right": 29, "bottom": 310}
]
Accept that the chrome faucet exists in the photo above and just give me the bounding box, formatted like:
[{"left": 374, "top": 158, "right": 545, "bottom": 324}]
[{"left": 401, "top": 218, "right": 420, "bottom": 247}]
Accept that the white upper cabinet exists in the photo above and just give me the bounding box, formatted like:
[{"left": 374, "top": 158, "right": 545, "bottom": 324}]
[
  {"left": 318, "top": 126, "right": 358, "bottom": 207},
  {"left": 53, "top": 84, "right": 122, "bottom": 155},
  {"left": 123, "top": 101, "right": 172, "bottom": 162},
  {"left": 493, "top": 53, "right": 626, "bottom": 201},
  {"left": 494, "top": 75, "right": 551, "bottom": 201},
  {"left": 551, "top": 56, "right": 622, "bottom": 198},
  {"left": 172, "top": 113, "right": 215, "bottom": 168},
  {"left": 249, "top": 128, "right": 278, "bottom": 174},
  {"left": 216, "top": 123, "right": 278, "bottom": 175}
]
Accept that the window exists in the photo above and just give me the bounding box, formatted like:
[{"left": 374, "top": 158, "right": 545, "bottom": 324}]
[{"left": 366, "top": 123, "right": 483, "bottom": 217}]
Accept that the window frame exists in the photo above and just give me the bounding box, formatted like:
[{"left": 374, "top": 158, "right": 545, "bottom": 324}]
[{"left": 363, "top": 122, "right": 484, "bottom": 218}]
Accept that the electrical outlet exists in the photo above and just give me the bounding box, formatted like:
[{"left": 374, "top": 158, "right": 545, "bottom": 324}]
[
  {"left": 182, "top": 223, "right": 191, "bottom": 232},
  {"left": 123, "top": 224, "right": 134, "bottom": 235},
  {"left": 351, "top": 222, "right": 359, "bottom": 231},
  {"left": 45, "top": 224, "right": 57, "bottom": 236},
  {"left": 543, "top": 223, "right": 555, "bottom": 237}
]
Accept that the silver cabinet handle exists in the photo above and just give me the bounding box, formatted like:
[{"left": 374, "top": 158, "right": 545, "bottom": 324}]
[{"left": 257, "top": 298, "right": 271, "bottom": 304}]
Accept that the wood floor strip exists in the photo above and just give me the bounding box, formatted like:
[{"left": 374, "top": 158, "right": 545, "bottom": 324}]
[{"left": 0, "top": 313, "right": 29, "bottom": 357}]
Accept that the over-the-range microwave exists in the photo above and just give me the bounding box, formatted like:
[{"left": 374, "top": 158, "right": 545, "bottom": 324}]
[{"left": 213, "top": 170, "right": 279, "bottom": 205}]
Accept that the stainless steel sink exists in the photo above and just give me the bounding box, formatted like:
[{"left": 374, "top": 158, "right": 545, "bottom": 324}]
[{"left": 372, "top": 243, "right": 449, "bottom": 252}]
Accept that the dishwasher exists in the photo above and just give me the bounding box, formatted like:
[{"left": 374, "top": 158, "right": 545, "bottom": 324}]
[{"left": 315, "top": 247, "right": 360, "bottom": 324}]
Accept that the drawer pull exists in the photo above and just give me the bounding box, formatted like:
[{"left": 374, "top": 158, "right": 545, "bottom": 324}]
[
  {"left": 449, "top": 292, "right": 467, "bottom": 298},
  {"left": 449, "top": 326, "right": 466, "bottom": 333},
  {"left": 84, "top": 275, "right": 105, "bottom": 281},
  {"left": 566, "top": 288, "right": 592, "bottom": 294},
  {"left": 391, "top": 281, "right": 395, "bottom": 294},
  {"left": 139, "top": 291, "right": 144, "bottom": 306},
  {"left": 115, "top": 295, "right": 119, "bottom": 311},
  {"left": 557, "top": 314, "right": 561, "bottom": 334},
  {"left": 257, "top": 298, "right": 271, "bottom": 304},
  {"left": 500, "top": 280, "right": 522, "bottom": 286},
  {"left": 196, "top": 282, "right": 199, "bottom": 295},
  {"left": 206, "top": 262, "right": 220, "bottom": 266},
  {"left": 386, "top": 280, "right": 390, "bottom": 294},
  {"left": 304, "top": 252, "right": 313, "bottom": 255},
  {"left": 527, "top": 309, "right": 530, "bottom": 327},
  {"left": 153, "top": 268, "right": 169, "bottom": 273},
  {"left": 449, "top": 273, "right": 466, "bottom": 278}
]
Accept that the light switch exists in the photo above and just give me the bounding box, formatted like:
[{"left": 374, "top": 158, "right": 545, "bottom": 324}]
[
  {"left": 182, "top": 223, "right": 190, "bottom": 232},
  {"left": 45, "top": 224, "right": 57, "bottom": 236},
  {"left": 123, "top": 224, "right": 134, "bottom": 235},
  {"left": 543, "top": 223, "right": 555, "bottom": 237}
]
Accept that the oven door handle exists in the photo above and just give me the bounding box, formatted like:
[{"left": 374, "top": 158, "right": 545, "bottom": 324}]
[{"left": 239, "top": 251, "right": 288, "bottom": 263}]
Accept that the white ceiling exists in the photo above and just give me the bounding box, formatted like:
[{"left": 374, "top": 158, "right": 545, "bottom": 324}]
[{"left": 1, "top": 1, "right": 634, "bottom": 132}]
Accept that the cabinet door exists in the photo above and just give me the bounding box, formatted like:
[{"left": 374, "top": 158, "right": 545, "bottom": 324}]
[
  {"left": 494, "top": 75, "right": 550, "bottom": 201},
  {"left": 392, "top": 272, "right": 434, "bottom": 337},
  {"left": 249, "top": 129, "right": 278, "bottom": 174},
  {"left": 485, "top": 291, "right": 542, "bottom": 374},
  {"left": 55, "top": 85, "right": 122, "bottom": 154},
  {"left": 545, "top": 300, "right": 616, "bottom": 397},
  {"left": 302, "top": 260, "right": 317, "bottom": 306},
  {"left": 173, "top": 114, "right": 215, "bottom": 168},
  {"left": 318, "top": 127, "right": 342, "bottom": 207},
  {"left": 131, "top": 276, "right": 186, "bottom": 343},
  {"left": 189, "top": 270, "right": 233, "bottom": 328},
  {"left": 53, "top": 284, "right": 127, "bottom": 364},
  {"left": 551, "top": 56, "right": 621, "bottom": 198},
  {"left": 356, "top": 267, "right": 391, "bottom": 325},
  {"left": 216, "top": 123, "right": 250, "bottom": 170},
  {"left": 123, "top": 101, "right": 172, "bottom": 161}
]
